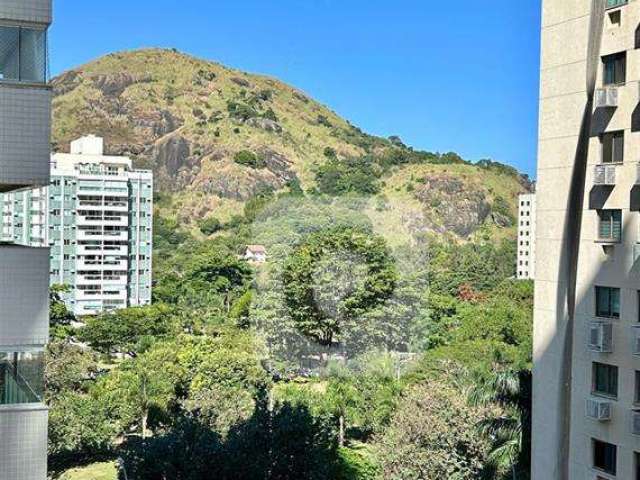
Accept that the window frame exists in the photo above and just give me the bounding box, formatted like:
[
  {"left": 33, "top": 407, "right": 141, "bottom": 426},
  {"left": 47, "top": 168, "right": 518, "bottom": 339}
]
[
  {"left": 603, "top": 52, "right": 627, "bottom": 86},
  {"left": 601, "top": 130, "right": 624, "bottom": 164},
  {"left": 595, "top": 286, "right": 621, "bottom": 319},
  {"left": 592, "top": 362, "right": 619, "bottom": 398},
  {"left": 596, "top": 209, "right": 622, "bottom": 243},
  {"left": 593, "top": 439, "right": 617, "bottom": 476},
  {"left": 0, "top": 23, "right": 48, "bottom": 84}
]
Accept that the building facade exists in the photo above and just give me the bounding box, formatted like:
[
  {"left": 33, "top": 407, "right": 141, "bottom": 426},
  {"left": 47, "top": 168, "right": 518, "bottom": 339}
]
[
  {"left": 1, "top": 136, "right": 154, "bottom": 316},
  {"left": 0, "top": 0, "right": 52, "bottom": 478},
  {"left": 534, "top": 0, "right": 640, "bottom": 479},
  {"left": 517, "top": 193, "right": 536, "bottom": 280}
]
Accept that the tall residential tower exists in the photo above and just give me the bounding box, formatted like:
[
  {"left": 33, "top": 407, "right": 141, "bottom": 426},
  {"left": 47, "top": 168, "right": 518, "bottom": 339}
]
[
  {"left": 0, "top": 0, "right": 52, "bottom": 478},
  {"left": 517, "top": 192, "right": 536, "bottom": 280},
  {"left": 535, "top": 0, "right": 640, "bottom": 478},
  {"left": 1, "top": 135, "right": 154, "bottom": 316}
]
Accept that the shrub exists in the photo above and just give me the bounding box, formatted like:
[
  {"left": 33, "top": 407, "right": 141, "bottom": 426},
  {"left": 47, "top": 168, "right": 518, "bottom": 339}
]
[
  {"left": 315, "top": 157, "right": 381, "bottom": 196},
  {"left": 263, "top": 107, "right": 278, "bottom": 122},
  {"left": 323, "top": 147, "right": 337, "bottom": 159},
  {"left": 234, "top": 150, "right": 267, "bottom": 169},
  {"left": 317, "top": 115, "right": 332, "bottom": 128},
  {"left": 198, "top": 217, "right": 222, "bottom": 235},
  {"left": 227, "top": 101, "right": 259, "bottom": 121}
]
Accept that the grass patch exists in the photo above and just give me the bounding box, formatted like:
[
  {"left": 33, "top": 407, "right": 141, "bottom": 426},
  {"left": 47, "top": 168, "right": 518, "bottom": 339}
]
[{"left": 59, "top": 462, "right": 117, "bottom": 480}]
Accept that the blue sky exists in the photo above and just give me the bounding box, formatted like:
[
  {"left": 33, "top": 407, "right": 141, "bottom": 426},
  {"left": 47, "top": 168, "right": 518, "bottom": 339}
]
[{"left": 50, "top": 0, "right": 541, "bottom": 177}]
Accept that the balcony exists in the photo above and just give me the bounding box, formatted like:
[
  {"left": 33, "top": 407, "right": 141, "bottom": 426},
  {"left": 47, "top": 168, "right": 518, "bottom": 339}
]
[
  {"left": 593, "top": 165, "right": 616, "bottom": 186},
  {"left": 595, "top": 87, "right": 618, "bottom": 109},
  {"left": 585, "top": 398, "right": 612, "bottom": 422},
  {"left": 588, "top": 322, "right": 613, "bottom": 353}
]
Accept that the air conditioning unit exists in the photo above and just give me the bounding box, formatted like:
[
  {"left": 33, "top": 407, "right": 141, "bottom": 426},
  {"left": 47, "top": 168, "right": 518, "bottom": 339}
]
[
  {"left": 632, "top": 326, "right": 640, "bottom": 355},
  {"left": 593, "top": 165, "right": 616, "bottom": 186},
  {"left": 588, "top": 322, "right": 613, "bottom": 353},
  {"left": 595, "top": 87, "right": 619, "bottom": 108},
  {"left": 586, "top": 398, "right": 612, "bottom": 421}
]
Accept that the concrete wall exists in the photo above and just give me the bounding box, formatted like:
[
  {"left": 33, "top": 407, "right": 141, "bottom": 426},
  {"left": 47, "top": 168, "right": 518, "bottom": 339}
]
[
  {"left": 534, "top": 0, "right": 591, "bottom": 478},
  {"left": 536, "top": 1, "right": 640, "bottom": 478},
  {"left": 0, "top": 0, "right": 52, "bottom": 25},
  {"left": 0, "top": 85, "right": 51, "bottom": 191},
  {"left": 0, "top": 246, "right": 49, "bottom": 346},
  {"left": 0, "top": 406, "right": 47, "bottom": 480}
]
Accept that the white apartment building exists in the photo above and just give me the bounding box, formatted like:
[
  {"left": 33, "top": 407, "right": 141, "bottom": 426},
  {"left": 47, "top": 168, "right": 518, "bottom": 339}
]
[
  {"left": 1, "top": 135, "right": 154, "bottom": 316},
  {"left": 534, "top": 0, "right": 640, "bottom": 479},
  {"left": 517, "top": 193, "right": 536, "bottom": 280}
]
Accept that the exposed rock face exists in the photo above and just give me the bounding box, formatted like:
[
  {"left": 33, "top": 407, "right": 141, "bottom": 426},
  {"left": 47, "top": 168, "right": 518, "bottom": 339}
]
[
  {"left": 153, "top": 135, "right": 193, "bottom": 188},
  {"left": 247, "top": 117, "right": 283, "bottom": 133},
  {"left": 52, "top": 70, "right": 83, "bottom": 96},
  {"left": 414, "top": 176, "right": 491, "bottom": 237},
  {"left": 91, "top": 73, "right": 152, "bottom": 97},
  {"left": 231, "top": 77, "right": 251, "bottom": 88}
]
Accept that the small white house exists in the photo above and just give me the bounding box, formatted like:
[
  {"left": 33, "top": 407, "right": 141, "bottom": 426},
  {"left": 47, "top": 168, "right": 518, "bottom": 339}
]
[{"left": 244, "top": 245, "right": 267, "bottom": 263}]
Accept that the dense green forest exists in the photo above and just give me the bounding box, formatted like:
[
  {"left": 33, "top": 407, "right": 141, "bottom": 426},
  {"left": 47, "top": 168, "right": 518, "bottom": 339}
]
[{"left": 48, "top": 184, "right": 532, "bottom": 480}]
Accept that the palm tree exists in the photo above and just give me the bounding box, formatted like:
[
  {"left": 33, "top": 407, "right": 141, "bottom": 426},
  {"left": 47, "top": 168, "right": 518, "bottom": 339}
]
[{"left": 468, "top": 370, "right": 531, "bottom": 480}]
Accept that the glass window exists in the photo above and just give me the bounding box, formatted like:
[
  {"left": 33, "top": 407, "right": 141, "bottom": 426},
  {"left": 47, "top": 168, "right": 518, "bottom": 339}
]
[
  {"left": 607, "top": 0, "right": 628, "bottom": 8},
  {"left": 602, "top": 131, "right": 624, "bottom": 163},
  {"left": 597, "top": 210, "right": 622, "bottom": 242},
  {"left": 0, "top": 25, "right": 46, "bottom": 83},
  {"left": 635, "top": 371, "right": 640, "bottom": 403},
  {"left": 0, "top": 351, "right": 44, "bottom": 405},
  {"left": 0, "top": 26, "right": 19, "bottom": 80},
  {"left": 596, "top": 286, "right": 620, "bottom": 318},
  {"left": 593, "top": 439, "right": 617, "bottom": 475},
  {"left": 603, "top": 52, "right": 626, "bottom": 85},
  {"left": 593, "top": 362, "right": 618, "bottom": 397}
]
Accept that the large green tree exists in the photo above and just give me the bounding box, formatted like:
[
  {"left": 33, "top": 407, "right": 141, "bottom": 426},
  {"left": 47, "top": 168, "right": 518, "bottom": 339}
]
[{"left": 282, "top": 226, "right": 397, "bottom": 350}]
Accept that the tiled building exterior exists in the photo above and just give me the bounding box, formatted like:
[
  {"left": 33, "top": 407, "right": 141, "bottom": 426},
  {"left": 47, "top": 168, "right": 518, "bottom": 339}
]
[{"left": 0, "top": 0, "right": 52, "bottom": 477}]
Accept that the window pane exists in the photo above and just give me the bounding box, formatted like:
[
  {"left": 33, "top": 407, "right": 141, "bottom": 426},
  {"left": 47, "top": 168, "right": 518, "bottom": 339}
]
[
  {"left": 0, "top": 351, "right": 44, "bottom": 405},
  {"left": 0, "top": 26, "right": 19, "bottom": 81},
  {"left": 599, "top": 211, "right": 612, "bottom": 239},
  {"left": 597, "top": 287, "right": 610, "bottom": 317},
  {"left": 611, "top": 287, "right": 621, "bottom": 318},
  {"left": 615, "top": 54, "right": 626, "bottom": 83},
  {"left": 613, "top": 132, "right": 624, "bottom": 163},
  {"left": 19, "top": 28, "right": 46, "bottom": 82},
  {"left": 594, "top": 363, "right": 618, "bottom": 397},
  {"left": 603, "top": 134, "right": 613, "bottom": 163},
  {"left": 612, "top": 210, "right": 622, "bottom": 242}
]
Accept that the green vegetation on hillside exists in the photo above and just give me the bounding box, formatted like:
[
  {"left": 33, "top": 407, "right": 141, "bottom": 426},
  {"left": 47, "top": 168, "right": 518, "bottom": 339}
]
[{"left": 49, "top": 48, "right": 533, "bottom": 480}]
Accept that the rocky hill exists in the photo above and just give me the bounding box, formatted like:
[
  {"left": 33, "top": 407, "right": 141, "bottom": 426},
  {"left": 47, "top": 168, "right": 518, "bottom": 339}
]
[{"left": 51, "top": 48, "right": 531, "bottom": 241}]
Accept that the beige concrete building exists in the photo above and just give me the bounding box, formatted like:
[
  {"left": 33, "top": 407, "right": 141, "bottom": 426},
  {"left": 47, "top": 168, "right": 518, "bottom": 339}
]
[
  {"left": 518, "top": 193, "right": 536, "bottom": 280},
  {"left": 535, "top": 0, "right": 640, "bottom": 478}
]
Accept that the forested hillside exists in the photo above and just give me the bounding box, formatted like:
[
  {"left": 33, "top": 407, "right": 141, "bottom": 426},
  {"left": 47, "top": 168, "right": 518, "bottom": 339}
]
[
  {"left": 52, "top": 49, "right": 530, "bottom": 243},
  {"left": 48, "top": 48, "right": 533, "bottom": 480}
]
